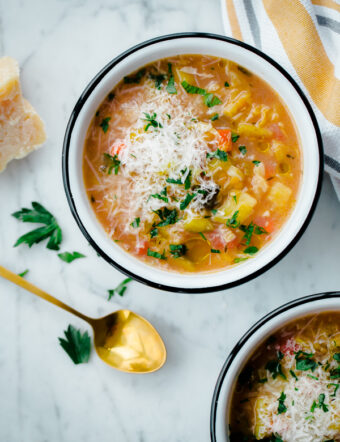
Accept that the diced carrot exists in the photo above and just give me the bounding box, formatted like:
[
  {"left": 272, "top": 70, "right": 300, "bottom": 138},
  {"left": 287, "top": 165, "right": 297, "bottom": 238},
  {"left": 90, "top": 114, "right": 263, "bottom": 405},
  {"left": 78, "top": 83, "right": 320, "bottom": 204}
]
[
  {"left": 263, "top": 159, "right": 277, "bottom": 179},
  {"left": 217, "top": 129, "right": 232, "bottom": 152},
  {"left": 269, "top": 123, "right": 285, "bottom": 141},
  {"left": 110, "top": 142, "right": 126, "bottom": 156},
  {"left": 206, "top": 231, "right": 226, "bottom": 251},
  {"left": 254, "top": 216, "right": 275, "bottom": 233},
  {"left": 135, "top": 240, "right": 149, "bottom": 256},
  {"left": 226, "top": 237, "right": 240, "bottom": 249}
]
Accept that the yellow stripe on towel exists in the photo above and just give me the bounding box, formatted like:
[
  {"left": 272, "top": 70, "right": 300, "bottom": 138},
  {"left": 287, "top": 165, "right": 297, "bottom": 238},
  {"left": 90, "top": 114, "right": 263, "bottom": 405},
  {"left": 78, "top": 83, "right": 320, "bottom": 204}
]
[
  {"left": 311, "top": 0, "right": 340, "bottom": 14},
  {"left": 263, "top": 0, "right": 340, "bottom": 126},
  {"left": 225, "top": 0, "right": 243, "bottom": 41}
]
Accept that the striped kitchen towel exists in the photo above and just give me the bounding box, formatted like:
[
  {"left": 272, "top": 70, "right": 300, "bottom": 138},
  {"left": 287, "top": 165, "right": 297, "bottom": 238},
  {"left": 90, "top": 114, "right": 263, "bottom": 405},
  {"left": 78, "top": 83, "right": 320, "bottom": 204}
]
[{"left": 221, "top": 0, "right": 340, "bottom": 199}]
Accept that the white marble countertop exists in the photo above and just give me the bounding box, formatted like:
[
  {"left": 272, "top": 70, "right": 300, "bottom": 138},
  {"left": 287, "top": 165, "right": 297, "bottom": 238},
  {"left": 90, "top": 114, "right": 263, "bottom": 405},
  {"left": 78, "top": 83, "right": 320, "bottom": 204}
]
[{"left": 1, "top": 1, "right": 340, "bottom": 441}]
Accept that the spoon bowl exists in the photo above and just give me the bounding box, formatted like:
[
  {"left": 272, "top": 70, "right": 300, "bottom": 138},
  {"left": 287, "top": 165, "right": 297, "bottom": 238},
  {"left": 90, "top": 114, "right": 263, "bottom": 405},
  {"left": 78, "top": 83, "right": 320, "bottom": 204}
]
[{"left": 0, "top": 265, "right": 166, "bottom": 373}]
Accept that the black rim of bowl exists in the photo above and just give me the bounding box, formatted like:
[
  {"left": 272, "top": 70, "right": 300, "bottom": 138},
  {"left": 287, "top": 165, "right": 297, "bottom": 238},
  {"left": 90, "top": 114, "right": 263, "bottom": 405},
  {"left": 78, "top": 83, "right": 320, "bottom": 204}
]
[
  {"left": 62, "top": 32, "right": 324, "bottom": 294},
  {"left": 210, "top": 291, "right": 340, "bottom": 441}
]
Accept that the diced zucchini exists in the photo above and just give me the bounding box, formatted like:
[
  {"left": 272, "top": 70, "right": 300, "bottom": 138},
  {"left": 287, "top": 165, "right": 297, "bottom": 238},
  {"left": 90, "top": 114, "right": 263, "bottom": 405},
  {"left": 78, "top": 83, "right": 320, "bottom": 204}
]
[
  {"left": 223, "top": 90, "right": 250, "bottom": 117},
  {"left": 183, "top": 217, "right": 213, "bottom": 232},
  {"left": 237, "top": 123, "right": 272, "bottom": 138},
  {"left": 268, "top": 182, "right": 292, "bottom": 208}
]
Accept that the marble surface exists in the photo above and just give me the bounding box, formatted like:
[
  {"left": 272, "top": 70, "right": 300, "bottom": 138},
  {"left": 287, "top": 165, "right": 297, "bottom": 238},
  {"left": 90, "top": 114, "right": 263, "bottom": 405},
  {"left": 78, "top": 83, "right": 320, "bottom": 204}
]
[{"left": 0, "top": 0, "right": 340, "bottom": 441}]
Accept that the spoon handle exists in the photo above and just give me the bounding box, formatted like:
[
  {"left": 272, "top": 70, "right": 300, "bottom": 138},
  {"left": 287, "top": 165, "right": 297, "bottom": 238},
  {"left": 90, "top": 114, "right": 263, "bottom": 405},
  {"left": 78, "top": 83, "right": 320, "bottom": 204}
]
[{"left": 0, "top": 265, "right": 94, "bottom": 325}]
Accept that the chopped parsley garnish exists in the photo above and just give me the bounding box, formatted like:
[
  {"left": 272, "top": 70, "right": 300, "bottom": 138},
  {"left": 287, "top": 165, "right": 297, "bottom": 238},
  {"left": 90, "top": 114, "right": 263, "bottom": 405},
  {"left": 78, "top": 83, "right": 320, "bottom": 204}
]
[
  {"left": 211, "top": 209, "right": 217, "bottom": 215},
  {"left": 181, "top": 80, "right": 221, "bottom": 107},
  {"left": 147, "top": 248, "right": 166, "bottom": 260},
  {"left": 58, "top": 325, "right": 91, "bottom": 365},
  {"left": 166, "top": 63, "right": 177, "bottom": 94},
  {"left": 150, "top": 187, "right": 168, "bottom": 203},
  {"left": 103, "top": 153, "right": 120, "bottom": 175},
  {"left": 166, "top": 177, "right": 182, "bottom": 185},
  {"left": 107, "top": 92, "right": 115, "bottom": 101},
  {"left": 18, "top": 269, "right": 29, "bottom": 278},
  {"left": 244, "top": 246, "right": 258, "bottom": 255},
  {"left": 226, "top": 210, "right": 240, "bottom": 228},
  {"left": 199, "top": 232, "right": 207, "bottom": 241},
  {"left": 224, "top": 81, "right": 230, "bottom": 87},
  {"left": 153, "top": 207, "right": 178, "bottom": 227},
  {"left": 330, "top": 367, "right": 340, "bottom": 379},
  {"left": 211, "top": 249, "right": 220, "bottom": 253},
  {"left": 238, "top": 145, "right": 247, "bottom": 155},
  {"left": 99, "top": 117, "right": 111, "bottom": 133},
  {"left": 150, "top": 227, "right": 158, "bottom": 238},
  {"left": 58, "top": 251, "right": 86, "bottom": 263},
  {"left": 12, "top": 202, "right": 62, "bottom": 251},
  {"left": 277, "top": 391, "right": 287, "bottom": 414},
  {"left": 258, "top": 378, "right": 268, "bottom": 383},
  {"left": 290, "top": 369, "right": 298, "bottom": 380},
  {"left": 108, "top": 278, "right": 132, "bottom": 300},
  {"left": 184, "top": 170, "right": 192, "bottom": 190},
  {"left": 234, "top": 257, "right": 248, "bottom": 263},
  {"left": 266, "top": 351, "right": 287, "bottom": 380},
  {"left": 123, "top": 68, "right": 146, "bottom": 84},
  {"left": 169, "top": 244, "right": 187, "bottom": 258},
  {"left": 211, "top": 113, "right": 219, "bottom": 121},
  {"left": 180, "top": 193, "right": 196, "bottom": 210},
  {"left": 131, "top": 217, "right": 140, "bottom": 228},
  {"left": 334, "top": 353, "right": 340, "bottom": 362},
  {"left": 295, "top": 350, "right": 317, "bottom": 372},
  {"left": 311, "top": 393, "right": 329, "bottom": 413},
  {"left": 240, "top": 222, "right": 267, "bottom": 245},
  {"left": 328, "top": 383, "right": 339, "bottom": 397},
  {"left": 203, "top": 93, "right": 222, "bottom": 107},
  {"left": 231, "top": 133, "right": 239, "bottom": 142},
  {"left": 149, "top": 72, "right": 166, "bottom": 89},
  {"left": 237, "top": 65, "right": 251, "bottom": 76},
  {"left": 142, "top": 112, "right": 163, "bottom": 131},
  {"left": 253, "top": 160, "right": 261, "bottom": 166},
  {"left": 270, "top": 434, "right": 283, "bottom": 442},
  {"left": 206, "top": 149, "right": 228, "bottom": 162}
]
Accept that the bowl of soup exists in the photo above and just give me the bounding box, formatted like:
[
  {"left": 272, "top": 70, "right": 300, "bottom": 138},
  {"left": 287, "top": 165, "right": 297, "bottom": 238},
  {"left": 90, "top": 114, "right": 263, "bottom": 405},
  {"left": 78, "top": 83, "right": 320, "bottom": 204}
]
[
  {"left": 210, "top": 292, "right": 340, "bottom": 442},
  {"left": 62, "top": 33, "right": 323, "bottom": 293}
]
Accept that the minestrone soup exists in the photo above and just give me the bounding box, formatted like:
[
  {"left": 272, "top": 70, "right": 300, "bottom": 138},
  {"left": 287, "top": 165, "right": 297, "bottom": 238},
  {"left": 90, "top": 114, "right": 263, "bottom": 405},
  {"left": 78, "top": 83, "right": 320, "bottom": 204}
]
[
  {"left": 83, "top": 55, "right": 302, "bottom": 273},
  {"left": 229, "top": 312, "right": 340, "bottom": 442}
]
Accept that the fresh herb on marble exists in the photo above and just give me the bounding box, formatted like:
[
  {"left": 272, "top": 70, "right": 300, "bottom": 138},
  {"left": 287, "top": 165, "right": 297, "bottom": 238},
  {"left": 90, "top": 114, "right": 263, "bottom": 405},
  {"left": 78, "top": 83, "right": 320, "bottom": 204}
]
[
  {"left": 108, "top": 278, "right": 132, "bottom": 300},
  {"left": 12, "top": 202, "right": 62, "bottom": 250},
  {"left": 18, "top": 269, "right": 29, "bottom": 278},
  {"left": 58, "top": 325, "right": 91, "bottom": 364},
  {"left": 58, "top": 251, "right": 86, "bottom": 263}
]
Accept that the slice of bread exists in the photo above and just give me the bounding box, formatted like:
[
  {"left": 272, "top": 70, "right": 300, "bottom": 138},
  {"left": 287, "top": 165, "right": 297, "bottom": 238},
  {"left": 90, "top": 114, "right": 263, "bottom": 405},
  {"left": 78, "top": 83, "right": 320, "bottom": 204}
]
[{"left": 0, "top": 56, "right": 46, "bottom": 172}]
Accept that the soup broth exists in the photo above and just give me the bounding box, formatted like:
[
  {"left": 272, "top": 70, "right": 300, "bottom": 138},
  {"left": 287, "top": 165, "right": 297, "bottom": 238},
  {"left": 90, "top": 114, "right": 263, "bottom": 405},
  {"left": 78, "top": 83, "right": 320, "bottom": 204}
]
[
  {"left": 229, "top": 312, "right": 340, "bottom": 441},
  {"left": 83, "top": 55, "right": 302, "bottom": 273}
]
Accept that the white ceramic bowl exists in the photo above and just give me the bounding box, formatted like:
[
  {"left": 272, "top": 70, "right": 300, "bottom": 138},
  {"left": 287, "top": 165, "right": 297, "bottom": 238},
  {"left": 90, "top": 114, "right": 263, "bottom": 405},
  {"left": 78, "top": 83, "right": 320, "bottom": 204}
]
[
  {"left": 62, "top": 33, "right": 323, "bottom": 293},
  {"left": 210, "top": 291, "right": 340, "bottom": 441}
]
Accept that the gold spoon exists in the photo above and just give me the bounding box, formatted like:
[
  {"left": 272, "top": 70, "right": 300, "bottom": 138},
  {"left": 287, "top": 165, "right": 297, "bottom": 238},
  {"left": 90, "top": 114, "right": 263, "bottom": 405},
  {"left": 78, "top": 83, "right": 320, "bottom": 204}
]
[{"left": 0, "top": 265, "right": 166, "bottom": 373}]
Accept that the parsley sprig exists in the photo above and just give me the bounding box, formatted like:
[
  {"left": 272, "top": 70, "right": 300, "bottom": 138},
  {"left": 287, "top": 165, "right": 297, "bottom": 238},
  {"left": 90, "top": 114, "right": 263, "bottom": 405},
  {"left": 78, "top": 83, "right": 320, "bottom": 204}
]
[
  {"left": 58, "top": 251, "right": 86, "bottom": 263},
  {"left": 58, "top": 325, "right": 91, "bottom": 365},
  {"left": 108, "top": 278, "right": 132, "bottom": 300},
  {"left": 12, "top": 202, "right": 62, "bottom": 250},
  {"left": 103, "top": 153, "right": 120, "bottom": 175},
  {"left": 142, "top": 112, "right": 163, "bottom": 131}
]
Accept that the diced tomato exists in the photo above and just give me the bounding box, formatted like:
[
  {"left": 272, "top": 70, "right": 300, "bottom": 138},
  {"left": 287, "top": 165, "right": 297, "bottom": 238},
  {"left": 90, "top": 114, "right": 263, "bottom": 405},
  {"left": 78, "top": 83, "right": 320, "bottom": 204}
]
[
  {"left": 275, "top": 338, "right": 300, "bottom": 356},
  {"left": 254, "top": 216, "right": 275, "bottom": 233},
  {"left": 206, "top": 231, "right": 226, "bottom": 251},
  {"left": 110, "top": 142, "right": 126, "bottom": 156},
  {"left": 263, "top": 159, "right": 277, "bottom": 179},
  {"left": 135, "top": 240, "right": 149, "bottom": 256},
  {"left": 226, "top": 237, "right": 240, "bottom": 250},
  {"left": 269, "top": 123, "right": 285, "bottom": 141},
  {"left": 217, "top": 129, "right": 232, "bottom": 152}
]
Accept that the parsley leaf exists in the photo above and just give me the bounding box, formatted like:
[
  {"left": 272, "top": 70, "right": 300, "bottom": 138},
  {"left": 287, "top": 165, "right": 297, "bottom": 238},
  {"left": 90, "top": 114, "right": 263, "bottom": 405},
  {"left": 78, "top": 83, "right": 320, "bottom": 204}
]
[
  {"left": 131, "top": 217, "right": 140, "bottom": 228},
  {"left": 103, "top": 153, "right": 120, "bottom": 175},
  {"left": 150, "top": 72, "right": 166, "bottom": 89},
  {"left": 184, "top": 170, "right": 192, "bottom": 190},
  {"left": 206, "top": 149, "right": 228, "bottom": 162},
  {"left": 224, "top": 81, "right": 230, "bottom": 87},
  {"left": 150, "top": 187, "right": 168, "bottom": 203},
  {"left": 108, "top": 278, "right": 132, "bottom": 300},
  {"left": 58, "top": 325, "right": 91, "bottom": 364},
  {"left": 147, "top": 248, "right": 166, "bottom": 260},
  {"left": 181, "top": 81, "right": 221, "bottom": 107},
  {"left": 153, "top": 207, "right": 178, "bottom": 227},
  {"left": 211, "top": 113, "right": 219, "bottom": 121},
  {"left": 239, "top": 145, "right": 247, "bottom": 155},
  {"left": 150, "top": 227, "right": 158, "bottom": 238},
  {"left": 12, "top": 202, "right": 62, "bottom": 251},
  {"left": 169, "top": 244, "right": 187, "bottom": 258},
  {"left": 180, "top": 193, "right": 196, "bottom": 210},
  {"left": 266, "top": 351, "right": 287, "bottom": 380},
  {"left": 244, "top": 246, "right": 258, "bottom": 255},
  {"left": 333, "top": 353, "right": 340, "bottom": 362},
  {"left": 58, "top": 251, "right": 86, "bottom": 263},
  {"left": 100, "top": 117, "right": 111, "bottom": 133},
  {"left": 290, "top": 369, "right": 299, "bottom": 380},
  {"left": 166, "top": 63, "right": 177, "bottom": 94},
  {"left": 277, "top": 391, "right": 287, "bottom": 414},
  {"left": 166, "top": 177, "right": 182, "bottom": 185},
  {"left": 211, "top": 249, "right": 221, "bottom": 253},
  {"left": 124, "top": 68, "right": 146, "bottom": 84},
  {"left": 234, "top": 257, "right": 248, "bottom": 263},
  {"left": 253, "top": 160, "right": 261, "bottom": 166},
  {"left": 295, "top": 351, "right": 317, "bottom": 372},
  {"left": 231, "top": 133, "right": 239, "bottom": 142},
  {"left": 311, "top": 393, "right": 329, "bottom": 413},
  {"left": 18, "top": 269, "right": 29, "bottom": 278},
  {"left": 142, "top": 112, "right": 163, "bottom": 131},
  {"left": 226, "top": 211, "right": 240, "bottom": 228},
  {"left": 203, "top": 93, "right": 222, "bottom": 107},
  {"left": 199, "top": 232, "right": 207, "bottom": 240}
]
